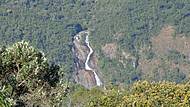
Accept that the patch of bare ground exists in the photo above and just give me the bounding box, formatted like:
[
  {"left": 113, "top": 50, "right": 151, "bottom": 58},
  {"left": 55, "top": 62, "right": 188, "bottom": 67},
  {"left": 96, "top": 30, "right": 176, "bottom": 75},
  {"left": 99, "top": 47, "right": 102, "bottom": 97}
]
[
  {"left": 138, "top": 58, "right": 166, "bottom": 80},
  {"left": 102, "top": 43, "right": 117, "bottom": 59},
  {"left": 139, "top": 25, "right": 190, "bottom": 77},
  {"left": 151, "top": 25, "right": 190, "bottom": 57},
  {"left": 139, "top": 58, "right": 190, "bottom": 80},
  {"left": 138, "top": 58, "right": 160, "bottom": 74}
]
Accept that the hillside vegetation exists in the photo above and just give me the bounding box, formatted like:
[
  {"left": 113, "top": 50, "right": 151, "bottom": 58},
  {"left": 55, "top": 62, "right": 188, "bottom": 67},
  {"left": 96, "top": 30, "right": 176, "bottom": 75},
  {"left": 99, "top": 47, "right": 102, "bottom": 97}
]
[
  {"left": 0, "top": 41, "right": 190, "bottom": 106},
  {"left": 90, "top": 0, "right": 190, "bottom": 85},
  {"left": 1, "top": 0, "right": 190, "bottom": 85},
  {"left": 1, "top": 0, "right": 190, "bottom": 106}
]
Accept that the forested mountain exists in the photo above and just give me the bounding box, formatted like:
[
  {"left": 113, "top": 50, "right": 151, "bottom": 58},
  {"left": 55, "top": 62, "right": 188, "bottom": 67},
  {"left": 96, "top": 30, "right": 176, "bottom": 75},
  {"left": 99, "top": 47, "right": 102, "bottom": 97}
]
[
  {"left": 1, "top": 0, "right": 190, "bottom": 106},
  {"left": 1, "top": 0, "right": 190, "bottom": 86}
]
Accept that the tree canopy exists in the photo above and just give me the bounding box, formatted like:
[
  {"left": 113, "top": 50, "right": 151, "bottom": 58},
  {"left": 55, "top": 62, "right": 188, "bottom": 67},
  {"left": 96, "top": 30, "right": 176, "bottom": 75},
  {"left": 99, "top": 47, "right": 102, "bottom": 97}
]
[{"left": 0, "top": 41, "right": 64, "bottom": 106}]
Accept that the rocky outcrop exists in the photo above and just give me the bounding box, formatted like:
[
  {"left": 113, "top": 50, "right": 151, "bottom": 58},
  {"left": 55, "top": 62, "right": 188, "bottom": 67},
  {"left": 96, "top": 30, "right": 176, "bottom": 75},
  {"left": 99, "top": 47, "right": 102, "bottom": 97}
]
[{"left": 72, "top": 30, "right": 102, "bottom": 89}]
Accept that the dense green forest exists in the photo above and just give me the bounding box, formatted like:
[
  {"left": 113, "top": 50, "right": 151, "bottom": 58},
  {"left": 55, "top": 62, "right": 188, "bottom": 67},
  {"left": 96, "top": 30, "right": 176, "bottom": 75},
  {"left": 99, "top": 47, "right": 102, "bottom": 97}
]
[
  {"left": 1, "top": 0, "right": 190, "bottom": 85},
  {"left": 1, "top": 0, "right": 190, "bottom": 106},
  {"left": 90, "top": 0, "right": 190, "bottom": 85},
  {"left": 0, "top": 42, "right": 190, "bottom": 106}
]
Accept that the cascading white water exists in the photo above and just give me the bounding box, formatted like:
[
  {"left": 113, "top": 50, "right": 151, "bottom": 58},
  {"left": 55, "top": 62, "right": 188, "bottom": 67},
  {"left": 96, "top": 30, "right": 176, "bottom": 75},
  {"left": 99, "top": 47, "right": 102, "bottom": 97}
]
[
  {"left": 74, "top": 30, "right": 102, "bottom": 86},
  {"left": 84, "top": 32, "right": 102, "bottom": 86}
]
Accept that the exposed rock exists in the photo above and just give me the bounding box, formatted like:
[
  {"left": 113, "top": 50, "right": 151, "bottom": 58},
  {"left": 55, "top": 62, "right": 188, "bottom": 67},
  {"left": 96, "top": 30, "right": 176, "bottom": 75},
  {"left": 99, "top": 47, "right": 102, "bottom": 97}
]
[
  {"left": 72, "top": 31, "right": 102, "bottom": 89},
  {"left": 75, "top": 69, "right": 97, "bottom": 88}
]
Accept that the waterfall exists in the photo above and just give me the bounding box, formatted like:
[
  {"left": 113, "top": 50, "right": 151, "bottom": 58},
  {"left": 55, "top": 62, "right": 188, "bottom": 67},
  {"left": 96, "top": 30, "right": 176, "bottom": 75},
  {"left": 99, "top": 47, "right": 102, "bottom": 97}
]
[
  {"left": 74, "top": 30, "right": 102, "bottom": 86},
  {"left": 84, "top": 33, "right": 102, "bottom": 86}
]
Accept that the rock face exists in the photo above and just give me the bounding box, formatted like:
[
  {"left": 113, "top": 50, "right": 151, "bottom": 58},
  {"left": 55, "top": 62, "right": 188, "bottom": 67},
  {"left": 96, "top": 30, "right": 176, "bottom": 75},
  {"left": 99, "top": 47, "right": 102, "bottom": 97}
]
[{"left": 72, "top": 31, "right": 102, "bottom": 89}]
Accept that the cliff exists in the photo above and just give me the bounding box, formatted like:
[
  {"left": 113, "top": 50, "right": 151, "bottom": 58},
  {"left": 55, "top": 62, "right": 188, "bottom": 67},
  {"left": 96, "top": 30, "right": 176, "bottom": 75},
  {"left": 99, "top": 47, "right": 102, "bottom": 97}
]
[{"left": 72, "top": 31, "right": 102, "bottom": 89}]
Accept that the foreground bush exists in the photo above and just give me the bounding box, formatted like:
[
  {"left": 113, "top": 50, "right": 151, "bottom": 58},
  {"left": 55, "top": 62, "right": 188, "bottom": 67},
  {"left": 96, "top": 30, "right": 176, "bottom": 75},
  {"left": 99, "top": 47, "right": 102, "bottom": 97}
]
[
  {"left": 85, "top": 81, "right": 190, "bottom": 107},
  {"left": 1, "top": 41, "right": 190, "bottom": 107},
  {"left": 0, "top": 41, "right": 64, "bottom": 106},
  {"left": 0, "top": 92, "right": 11, "bottom": 107},
  {"left": 122, "top": 81, "right": 190, "bottom": 107}
]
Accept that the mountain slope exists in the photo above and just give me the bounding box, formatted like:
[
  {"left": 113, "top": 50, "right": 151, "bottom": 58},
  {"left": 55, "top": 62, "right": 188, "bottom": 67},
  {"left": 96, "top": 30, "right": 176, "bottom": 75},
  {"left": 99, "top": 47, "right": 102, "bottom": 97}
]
[{"left": 0, "top": 0, "right": 190, "bottom": 85}]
